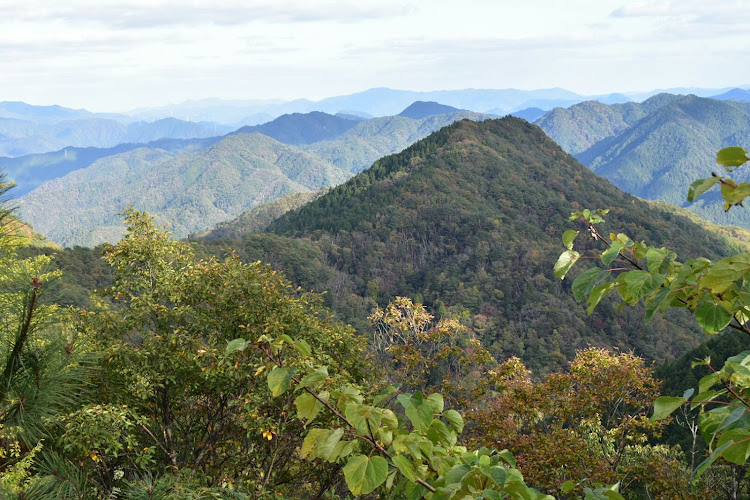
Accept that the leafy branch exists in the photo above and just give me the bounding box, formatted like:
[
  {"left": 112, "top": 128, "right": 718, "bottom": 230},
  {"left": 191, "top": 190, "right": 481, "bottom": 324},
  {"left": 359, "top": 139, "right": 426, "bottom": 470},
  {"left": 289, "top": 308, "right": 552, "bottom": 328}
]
[
  {"left": 226, "top": 333, "right": 552, "bottom": 499},
  {"left": 557, "top": 147, "right": 750, "bottom": 479}
]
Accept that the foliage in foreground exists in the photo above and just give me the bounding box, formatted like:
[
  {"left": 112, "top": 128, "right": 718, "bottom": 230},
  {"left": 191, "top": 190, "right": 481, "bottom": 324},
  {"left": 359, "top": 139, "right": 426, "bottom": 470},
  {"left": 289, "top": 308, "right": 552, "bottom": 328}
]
[{"left": 556, "top": 146, "right": 750, "bottom": 491}]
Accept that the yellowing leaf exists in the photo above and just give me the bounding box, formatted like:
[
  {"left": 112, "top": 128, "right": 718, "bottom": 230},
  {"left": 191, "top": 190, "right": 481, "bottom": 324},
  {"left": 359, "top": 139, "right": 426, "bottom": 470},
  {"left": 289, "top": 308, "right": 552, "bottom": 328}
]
[{"left": 343, "top": 455, "right": 388, "bottom": 495}]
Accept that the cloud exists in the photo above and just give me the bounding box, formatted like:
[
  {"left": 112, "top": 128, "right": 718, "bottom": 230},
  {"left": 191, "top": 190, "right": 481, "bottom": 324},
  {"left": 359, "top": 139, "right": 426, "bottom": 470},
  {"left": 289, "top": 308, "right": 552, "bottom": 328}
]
[
  {"left": 610, "top": 0, "right": 750, "bottom": 23},
  {"left": 610, "top": 2, "right": 674, "bottom": 18},
  {"left": 4, "top": 1, "right": 412, "bottom": 29}
]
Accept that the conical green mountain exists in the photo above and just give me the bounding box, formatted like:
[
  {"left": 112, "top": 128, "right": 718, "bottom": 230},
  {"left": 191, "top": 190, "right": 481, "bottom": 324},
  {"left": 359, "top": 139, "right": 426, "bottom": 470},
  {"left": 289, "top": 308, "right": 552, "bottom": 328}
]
[{"left": 262, "top": 117, "right": 738, "bottom": 373}]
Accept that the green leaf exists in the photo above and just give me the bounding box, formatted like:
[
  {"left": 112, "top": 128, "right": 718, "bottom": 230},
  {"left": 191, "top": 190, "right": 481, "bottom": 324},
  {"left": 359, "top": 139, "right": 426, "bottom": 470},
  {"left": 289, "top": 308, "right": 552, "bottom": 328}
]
[
  {"left": 587, "top": 282, "right": 615, "bottom": 315},
  {"left": 443, "top": 409, "right": 464, "bottom": 433},
  {"left": 561, "top": 480, "right": 576, "bottom": 493},
  {"left": 728, "top": 363, "right": 750, "bottom": 388},
  {"left": 225, "top": 338, "right": 247, "bottom": 355},
  {"left": 426, "top": 419, "right": 456, "bottom": 447},
  {"left": 392, "top": 454, "right": 417, "bottom": 483},
  {"left": 406, "top": 403, "right": 434, "bottom": 432},
  {"left": 717, "top": 147, "right": 750, "bottom": 169},
  {"left": 497, "top": 449, "right": 517, "bottom": 468},
  {"left": 646, "top": 247, "right": 675, "bottom": 274},
  {"left": 687, "top": 177, "right": 721, "bottom": 202},
  {"left": 722, "top": 181, "right": 750, "bottom": 210},
  {"left": 717, "top": 429, "right": 750, "bottom": 464},
  {"left": 699, "top": 373, "right": 719, "bottom": 394},
  {"left": 343, "top": 455, "right": 389, "bottom": 495},
  {"left": 554, "top": 250, "right": 580, "bottom": 279},
  {"left": 700, "top": 253, "right": 750, "bottom": 294},
  {"left": 426, "top": 393, "right": 444, "bottom": 414},
  {"left": 267, "top": 367, "right": 295, "bottom": 397},
  {"left": 316, "top": 428, "right": 344, "bottom": 461},
  {"left": 695, "top": 300, "right": 733, "bottom": 334},
  {"left": 503, "top": 474, "right": 537, "bottom": 500},
  {"left": 714, "top": 406, "right": 747, "bottom": 436},
  {"left": 330, "top": 440, "right": 355, "bottom": 462},
  {"left": 485, "top": 466, "right": 506, "bottom": 488},
  {"left": 618, "top": 271, "right": 664, "bottom": 303},
  {"left": 694, "top": 440, "right": 734, "bottom": 478},
  {"left": 691, "top": 390, "right": 719, "bottom": 410},
  {"left": 601, "top": 242, "right": 624, "bottom": 267},
  {"left": 397, "top": 393, "right": 415, "bottom": 409},
  {"left": 295, "top": 392, "right": 325, "bottom": 424},
  {"left": 645, "top": 287, "right": 671, "bottom": 323},
  {"left": 651, "top": 396, "right": 686, "bottom": 421},
  {"left": 299, "top": 367, "right": 329, "bottom": 390},
  {"left": 725, "top": 350, "right": 750, "bottom": 365},
  {"left": 481, "top": 490, "right": 503, "bottom": 500},
  {"left": 444, "top": 464, "right": 471, "bottom": 485},
  {"left": 562, "top": 229, "right": 579, "bottom": 250},
  {"left": 292, "top": 339, "right": 312, "bottom": 357},
  {"left": 572, "top": 267, "right": 606, "bottom": 302}
]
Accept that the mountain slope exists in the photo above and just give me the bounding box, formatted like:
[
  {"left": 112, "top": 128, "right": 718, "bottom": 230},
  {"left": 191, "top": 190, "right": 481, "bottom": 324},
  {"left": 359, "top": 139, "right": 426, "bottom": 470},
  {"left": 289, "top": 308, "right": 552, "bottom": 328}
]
[
  {"left": 398, "top": 101, "right": 462, "bottom": 119},
  {"left": 510, "top": 107, "right": 546, "bottom": 122},
  {"left": 264, "top": 117, "right": 738, "bottom": 373},
  {"left": 233, "top": 111, "right": 359, "bottom": 145},
  {"left": 575, "top": 95, "right": 750, "bottom": 227},
  {"left": 534, "top": 93, "right": 683, "bottom": 154},
  {"left": 194, "top": 188, "right": 329, "bottom": 240},
  {"left": 302, "top": 111, "right": 487, "bottom": 173},
  {"left": 0, "top": 115, "right": 222, "bottom": 158},
  {"left": 18, "top": 133, "right": 348, "bottom": 246},
  {"left": 712, "top": 88, "right": 750, "bottom": 102},
  {"left": 0, "top": 136, "right": 221, "bottom": 196}
]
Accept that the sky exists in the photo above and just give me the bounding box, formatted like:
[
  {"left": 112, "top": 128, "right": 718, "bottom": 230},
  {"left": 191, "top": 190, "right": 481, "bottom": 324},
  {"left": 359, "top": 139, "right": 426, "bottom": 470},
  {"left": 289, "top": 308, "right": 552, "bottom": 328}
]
[{"left": 1, "top": 0, "right": 749, "bottom": 112}]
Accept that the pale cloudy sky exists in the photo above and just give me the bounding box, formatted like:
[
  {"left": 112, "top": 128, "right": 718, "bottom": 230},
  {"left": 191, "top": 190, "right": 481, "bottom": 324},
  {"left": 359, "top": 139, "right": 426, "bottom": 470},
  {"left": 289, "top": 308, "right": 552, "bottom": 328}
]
[{"left": 1, "top": 0, "right": 749, "bottom": 111}]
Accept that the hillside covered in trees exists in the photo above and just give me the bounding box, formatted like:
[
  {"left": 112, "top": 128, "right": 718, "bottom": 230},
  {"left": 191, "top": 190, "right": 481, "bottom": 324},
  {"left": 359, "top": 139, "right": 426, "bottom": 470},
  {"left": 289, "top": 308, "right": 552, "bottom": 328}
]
[
  {"left": 7, "top": 114, "right": 750, "bottom": 498},
  {"left": 190, "top": 117, "right": 737, "bottom": 374},
  {"left": 536, "top": 95, "right": 750, "bottom": 228}
]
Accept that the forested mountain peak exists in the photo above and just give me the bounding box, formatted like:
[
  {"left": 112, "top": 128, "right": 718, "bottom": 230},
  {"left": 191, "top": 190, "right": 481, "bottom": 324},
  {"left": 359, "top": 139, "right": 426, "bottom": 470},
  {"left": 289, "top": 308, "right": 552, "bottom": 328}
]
[{"left": 265, "top": 116, "right": 736, "bottom": 372}]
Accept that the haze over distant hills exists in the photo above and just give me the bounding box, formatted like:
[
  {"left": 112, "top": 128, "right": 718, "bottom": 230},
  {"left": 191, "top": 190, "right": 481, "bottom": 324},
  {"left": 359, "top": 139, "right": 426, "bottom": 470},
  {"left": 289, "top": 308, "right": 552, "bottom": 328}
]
[
  {"left": 397, "top": 101, "right": 463, "bottom": 119},
  {"left": 17, "top": 109, "right": 487, "bottom": 246},
  {"left": 712, "top": 88, "right": 750, "bottom": 102},
  {"left": 231, "top": 111, "right": 361, "bottom": 145},
  {"left": 8, "top": 83, "right": 750, "bottom": 249},
  {"left": 4, "top": 84, "right": 750, "bottom": 161},
  {"left": 127, "top": 85, "right": 750, "bottom": 124},
  {"left": 0, "top": 112, "right": 230, "bottom": 158},
  {"left": 535, "top": 93, "right": 683, "bottom": 154}
]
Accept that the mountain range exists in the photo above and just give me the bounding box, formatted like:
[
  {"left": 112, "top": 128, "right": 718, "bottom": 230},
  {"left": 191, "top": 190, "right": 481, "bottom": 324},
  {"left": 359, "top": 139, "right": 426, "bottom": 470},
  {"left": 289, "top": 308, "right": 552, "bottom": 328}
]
[
  {"left": 0, "top": 115, "right": 229, "bottom": 158},
  {"left": 534, "top": 95, "right": 750, "bottom": 228},
  {"left": 127, "top": 85, "right": 750, "bottom": 124},
  {"left": 17, "top": 109, "right": 486, "bottom": 246},
  {"left": 192, "top": 117, "right": 739, "bottom": 374},
  {"left": 10, "top": 85, "right": 750, "bottom": 248}
]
